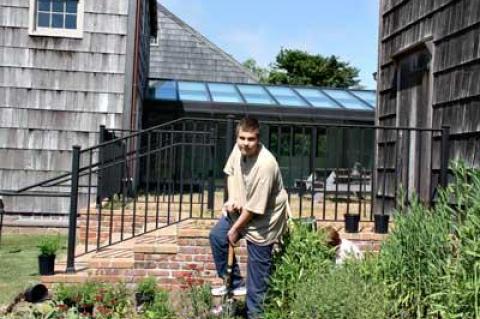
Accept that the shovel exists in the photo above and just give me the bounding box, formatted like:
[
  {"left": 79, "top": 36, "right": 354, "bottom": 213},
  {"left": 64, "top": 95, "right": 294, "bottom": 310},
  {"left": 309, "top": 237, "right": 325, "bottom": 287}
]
[{"left": 220, "top": 241, "right": 237, "bottom": 317}]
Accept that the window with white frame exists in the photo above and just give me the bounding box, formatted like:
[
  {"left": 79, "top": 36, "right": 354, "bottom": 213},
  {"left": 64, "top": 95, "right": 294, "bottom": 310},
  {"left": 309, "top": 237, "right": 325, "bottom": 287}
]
[{"left": 29, "top": 0, "right": 84, "bottom": 38}]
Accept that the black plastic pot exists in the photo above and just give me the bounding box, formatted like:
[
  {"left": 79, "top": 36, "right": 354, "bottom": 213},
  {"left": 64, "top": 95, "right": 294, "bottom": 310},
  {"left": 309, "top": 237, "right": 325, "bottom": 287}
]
[
  {"left": 24, "top": 284, "right": 48, "bottom": 302},
  {"left": 78, "top": 304, "right": 94, "bottom": 315},
  {"left": 344, "top": 214, "right": 360, "bottom": 233},
  {"left": 38, "top": 255, "right": 55, "bottom": 276},
  {"left": 135, "top": 292, "right": 154, "bottom": 306},
  {"left": 63, "top": 298, "right": 76, "bottom": 308},
  {"left": 374, "top": 214, "right": 390, "bottom": 234}
]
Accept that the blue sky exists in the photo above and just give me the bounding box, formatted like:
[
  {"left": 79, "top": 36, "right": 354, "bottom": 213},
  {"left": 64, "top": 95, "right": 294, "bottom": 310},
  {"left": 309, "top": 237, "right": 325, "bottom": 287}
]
[{"left": 161, "top": 0, "right": 380, "bottom": 89}]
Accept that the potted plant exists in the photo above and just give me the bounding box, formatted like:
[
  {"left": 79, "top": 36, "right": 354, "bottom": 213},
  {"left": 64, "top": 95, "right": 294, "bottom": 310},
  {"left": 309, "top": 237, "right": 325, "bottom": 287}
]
[
  {"left": 37, "top": 236, "right": 61, "bottom": 275},
  {"left": 374, "top": 213, "right": 390, "bottom": 234},
  {"left": 77, "top": 282, "right": 97, "bottom": 315},
  {"left": 54, "top": 283, "right": 79, "bottom": 308},
  {"left": 136, "top": 276, "right": 157, "bottom": 306},
  {"left": 344, "top": 212, "right": 360, "bottom": 233}
]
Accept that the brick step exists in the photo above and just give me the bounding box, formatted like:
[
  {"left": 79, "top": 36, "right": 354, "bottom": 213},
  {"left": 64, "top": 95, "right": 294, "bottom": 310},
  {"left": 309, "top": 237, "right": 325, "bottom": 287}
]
[
  {"left": 43, "top": 218, "right": 388, "bottom": 291},
  {"left": 79, "top": 209, "right": 177, "bottom": 217},
  {"left": 78, "top": 222, "right": 173, "bottom": 244},
  {"left": 78, "top": 219, "right": 173, "bottom": 230}
]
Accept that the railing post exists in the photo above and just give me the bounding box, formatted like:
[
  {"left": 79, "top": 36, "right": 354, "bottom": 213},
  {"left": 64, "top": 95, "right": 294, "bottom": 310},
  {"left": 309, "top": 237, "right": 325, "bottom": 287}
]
[
  {"left": 207, "top": 127, "right": 215, "bottom": 211},
  {"left": 439, "top": 126, "right": 450, "bottom": 189},
  {"left": 66, "top": 145, "right": 81, "bottom": 273},
  {"left": 0, "top": 197, "right": 4, "bottom": 246},
  {"left": 310, "top": 126, "right": 318, "bottom": 174},
  {"left": 224, "top": 116, "right": 235, "bottom": 202},
  {"left": 97, "top": 125, "right": 106, "bottom": 206}
]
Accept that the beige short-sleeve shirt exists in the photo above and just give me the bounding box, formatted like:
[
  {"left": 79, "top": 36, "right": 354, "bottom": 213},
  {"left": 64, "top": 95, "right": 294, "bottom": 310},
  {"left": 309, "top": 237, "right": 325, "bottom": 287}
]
[{"left": 224, "top": 144, "right": 289, "bottom": 246}]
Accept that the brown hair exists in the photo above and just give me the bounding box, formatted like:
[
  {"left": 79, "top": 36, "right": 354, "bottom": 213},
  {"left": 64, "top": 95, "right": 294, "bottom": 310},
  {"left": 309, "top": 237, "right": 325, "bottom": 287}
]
[
  {"left": 325, "top": 226, "right": 341, "bottom": 247},
  {"left": 236, "top": 117, "right": 260, "bottom": 137}
]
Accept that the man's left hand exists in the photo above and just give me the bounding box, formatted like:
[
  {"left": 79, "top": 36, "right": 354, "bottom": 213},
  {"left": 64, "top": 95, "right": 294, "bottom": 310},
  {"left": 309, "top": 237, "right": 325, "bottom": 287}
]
[{"left": 227, "top": 228, "right": 240, "bottom": 245}]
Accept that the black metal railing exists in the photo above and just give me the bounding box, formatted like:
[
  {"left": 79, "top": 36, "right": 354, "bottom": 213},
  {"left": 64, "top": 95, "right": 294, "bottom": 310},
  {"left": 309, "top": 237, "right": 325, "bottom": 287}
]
[{"left": 0, "top": 116, "right": 451, "bottom": 272}]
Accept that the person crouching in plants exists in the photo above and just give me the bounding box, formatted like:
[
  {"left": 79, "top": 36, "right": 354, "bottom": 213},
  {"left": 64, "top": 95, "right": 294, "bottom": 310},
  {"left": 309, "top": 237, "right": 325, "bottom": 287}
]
[
  {"left": 325, "top": 226, "right": 363, "bottom": 265},
  {"left": 209, "top": 117, "right": 290, "bottom": 319}
]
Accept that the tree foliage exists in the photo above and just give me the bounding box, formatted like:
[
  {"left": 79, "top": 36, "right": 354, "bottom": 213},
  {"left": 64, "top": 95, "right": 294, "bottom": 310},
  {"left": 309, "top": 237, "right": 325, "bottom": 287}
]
[
  {"left": 268, "top": 49, "right": 360, "bottom": 88},
  {"left": 242, "top": 58, "right": 269, "bottom": 83},
  {"left": 243, "top": 49, "right": 361, "bottom": 88}
]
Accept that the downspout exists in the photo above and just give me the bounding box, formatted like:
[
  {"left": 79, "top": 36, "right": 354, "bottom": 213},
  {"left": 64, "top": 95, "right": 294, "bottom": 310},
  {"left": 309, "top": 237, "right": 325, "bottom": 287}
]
[{"left": 130, "top": 0, "right": 141, "bottom": 131}]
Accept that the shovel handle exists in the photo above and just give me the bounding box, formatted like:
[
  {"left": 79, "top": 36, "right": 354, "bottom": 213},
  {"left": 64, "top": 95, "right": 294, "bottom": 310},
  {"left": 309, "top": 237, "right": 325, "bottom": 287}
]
[{"left": 227, "top": 243, "right": 235, "bottom": 267}]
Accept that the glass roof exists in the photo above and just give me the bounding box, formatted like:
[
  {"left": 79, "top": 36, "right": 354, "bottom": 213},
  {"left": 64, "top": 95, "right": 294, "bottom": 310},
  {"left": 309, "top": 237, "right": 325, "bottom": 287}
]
[
  {"left": 266, "top": 87, "right": 307, "bottom": 107},
  {"left": 148, "top": 80, "right": 376, "bottom": 111},
  {"left": 322, "top": 89, "right": 373, "bottom": 110},
  {"left": 178, "top": 81, "right": 209, "bottom": 102},
  {"left": 237, "top": 85, "right": 275, "bottom": 105},
  {"left": 208, "top": 83, "right": 243, "bottom": 103}
]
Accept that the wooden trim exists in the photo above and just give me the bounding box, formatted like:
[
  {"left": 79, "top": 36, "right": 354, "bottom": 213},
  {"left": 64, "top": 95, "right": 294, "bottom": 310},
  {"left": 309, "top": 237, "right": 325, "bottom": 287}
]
[
  {"left": 378, "top": 113, "right": 396, "bottom": 120},
  {"left": 390, "top": 37, "right": 433, "bottom": 60}
]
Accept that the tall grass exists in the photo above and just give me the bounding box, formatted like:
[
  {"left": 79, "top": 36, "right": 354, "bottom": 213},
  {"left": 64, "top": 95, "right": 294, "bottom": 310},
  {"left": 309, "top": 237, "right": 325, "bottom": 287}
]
[
  {"left": 264, "top": 162, "right": 480, "bottom": 319},
  {"left": 263, "top": 221, "right": 334, "bottom": 319},
  {"left": 428, "top": 162, "right": 480, "bottom": 318}
]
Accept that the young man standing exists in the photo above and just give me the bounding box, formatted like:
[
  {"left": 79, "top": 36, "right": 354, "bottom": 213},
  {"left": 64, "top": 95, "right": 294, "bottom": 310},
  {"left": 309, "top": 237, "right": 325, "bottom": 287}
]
[{"left": 209, "top": 117, "right": 290, "bottom": 318}]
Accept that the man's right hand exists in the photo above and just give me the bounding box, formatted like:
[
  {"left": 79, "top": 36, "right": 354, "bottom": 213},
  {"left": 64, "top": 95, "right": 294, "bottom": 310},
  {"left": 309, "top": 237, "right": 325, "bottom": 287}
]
[{"left": 222, "top": 201, "right": 242, "bottom": 216}]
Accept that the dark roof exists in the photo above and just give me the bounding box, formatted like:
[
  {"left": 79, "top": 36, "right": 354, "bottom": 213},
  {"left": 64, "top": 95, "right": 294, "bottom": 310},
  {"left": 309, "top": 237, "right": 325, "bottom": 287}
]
[{"left": 149, "top": 3, "right": 258, "bottom": 83}]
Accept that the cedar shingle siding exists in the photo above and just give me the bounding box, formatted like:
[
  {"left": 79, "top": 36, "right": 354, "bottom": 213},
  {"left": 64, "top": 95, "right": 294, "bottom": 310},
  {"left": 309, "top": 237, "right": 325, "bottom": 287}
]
[
  {"left": 0, "top": 0, "right": 131, "bottom": 217},
  {"left": 377, "top": 0, "right": 480, "bottom": 212}
]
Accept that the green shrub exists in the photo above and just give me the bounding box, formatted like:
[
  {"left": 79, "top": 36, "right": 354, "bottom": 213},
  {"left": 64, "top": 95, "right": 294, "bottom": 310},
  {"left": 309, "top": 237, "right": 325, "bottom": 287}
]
[
  {"left": 136, "top": 276, "right": 157, "bottom": 297},
  {"left": 77, "top": 281, "right": 98, "bottom": 307},
  {"left": 376, "top": 162, "right": 480, "bottom": 318},
  {"left": 53, "top": 283, "right": 80, "bottom": 306},
  {"left": 186, "top": 284, "right": 213, "bottom": 318},
  {"left": 142, "top": 290, "right": 175, "bottom": 319},
  {"left": 95, "top": 283, "right": 134, "bottom": 319},
  {"left": 37, "top": 236, "right": 61, "bottom": 257},
  {"left": 263, "top": 220, "right": 334, "bottom": 318},
  {"left": 288, "top": 258, "right": 388, "bottom": 319},
  {"left": 378, "top": 191, "right": 453, "bottom": 318},
  {"left": 428, "top": 162, "right": 480, "bottom": 318}
]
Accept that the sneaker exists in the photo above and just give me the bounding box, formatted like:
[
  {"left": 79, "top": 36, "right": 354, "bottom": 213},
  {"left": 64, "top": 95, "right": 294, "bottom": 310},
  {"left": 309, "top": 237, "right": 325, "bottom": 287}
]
[
  {"left": 211, "top": 285, "right": 247, "bottom": 296},
  {"left": 211, "top": 285, "right": 227, "bottom": 296},
  {"left": 232, "top": 285, "right": 246, "bottom": 296},
  {"left": 210, "top": 304, "right": 223, "bottom": 316}
]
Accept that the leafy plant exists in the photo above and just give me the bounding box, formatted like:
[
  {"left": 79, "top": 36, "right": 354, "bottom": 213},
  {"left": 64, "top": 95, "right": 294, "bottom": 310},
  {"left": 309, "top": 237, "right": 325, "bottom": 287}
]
[
  {"left": 263, "top": 220, "right": 334, "bottom": 318},
  {"left": 37, "top": 236, "right": 61, "bottom": 257},
  {"left": 427, "top": 162, "right": 480, "bottom": 318},
  {"left": 378, "top": 190, "right": 453, "bottom": 318},
  {"left": 185, "top": 284, "right": 213, "bottom": 318},
  {"left": 136, "top": 277, "right": 157, "bottom": 297},
  {"left": 95, "top": 283, "right": 134, "bottom": 319},
  {"left": 288, "top": 258, "right": 388, "bottom": 319},
  {"left": 142, "top": 290, "right": 175, "bottom": 319},
  {"left": 77, "top": 281, "right": 99, "bottom": 307},
  {"left": 53, "top": 283, "right": 80, "bottom": 306}
]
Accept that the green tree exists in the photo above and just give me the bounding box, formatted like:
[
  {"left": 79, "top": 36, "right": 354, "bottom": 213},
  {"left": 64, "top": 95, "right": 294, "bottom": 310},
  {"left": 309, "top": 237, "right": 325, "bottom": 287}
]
[
  {"left": 242, "top": 58, "right": 269, "bottom": 83},
  {"left": 267, "top": 49, "right": 360, "bottom": 88}
]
